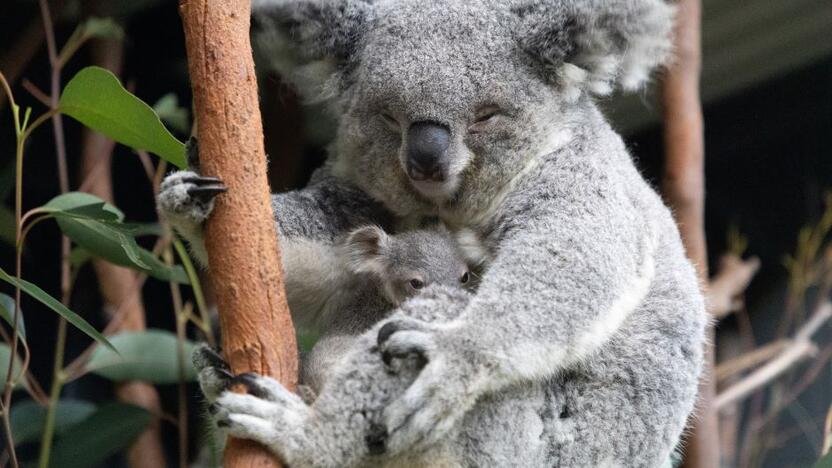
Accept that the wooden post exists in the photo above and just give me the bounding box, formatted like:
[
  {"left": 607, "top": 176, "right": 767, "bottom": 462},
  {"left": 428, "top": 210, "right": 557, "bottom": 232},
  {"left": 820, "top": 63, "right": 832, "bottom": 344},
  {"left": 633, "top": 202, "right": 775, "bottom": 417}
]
[
  {"left": 661, "top": 0, "right": 719, "bottom": 467},
  {"left": 180, "top": 1, "right": 298, "bottom": 467}
]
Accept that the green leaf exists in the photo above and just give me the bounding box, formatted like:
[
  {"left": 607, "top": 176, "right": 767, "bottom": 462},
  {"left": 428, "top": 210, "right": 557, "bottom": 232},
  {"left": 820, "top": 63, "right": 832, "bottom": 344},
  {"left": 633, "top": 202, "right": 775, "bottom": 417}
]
[
  {"left": 10, "top": 399, "right": 96, "bottom": 447},
  {"left": 0, "top": 293, "right": 26, "bottom": 340},
  {"left": 59, "top": 67, "right": 186, "bottom": 168},
  {"left": 0, "top": 343, "right": 25, "bottom": 392},
  {"left": 153, "top": 93, "right": 190, "bottom": 134},
  {"left": 44, "top": 193, "right": 188, "bottom": 283},
  {"left": 0, "top": 267, "right": 114, "bottom": 352},
  {"left": 87, "top": 329, "right": 198, "bottom": 384},
  {"left": 48, "top": 403, "right": 151, "bottom": 468},
  {"left": 816, "top": 452, "right": 832, "bottom": 468},
  {"left": 79, "top": 17, "right": 125, "bottom": 41}
]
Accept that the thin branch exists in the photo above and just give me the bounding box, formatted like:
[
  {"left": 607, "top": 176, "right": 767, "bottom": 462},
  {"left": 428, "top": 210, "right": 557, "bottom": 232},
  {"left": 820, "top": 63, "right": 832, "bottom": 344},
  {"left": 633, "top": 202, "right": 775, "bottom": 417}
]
[
  {"left": 715, "top": 303, "right": 831, "bottom": 410},
  {"left": 708, "top": 254, "right": 760, "bottom": 319},
  {"left": 715, "top": 339, "right": 788, "bottom": 382}
]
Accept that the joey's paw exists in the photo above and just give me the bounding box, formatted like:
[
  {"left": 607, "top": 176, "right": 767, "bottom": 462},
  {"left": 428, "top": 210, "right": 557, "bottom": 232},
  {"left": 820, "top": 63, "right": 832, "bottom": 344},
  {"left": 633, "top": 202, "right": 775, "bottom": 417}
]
[
  {"left": 193, "top": 345, "right": 233, "bottom": 402},
  {"left": 376, "top": 318, "right": 479, "bottom": 454},
  {"left": 157, "top": 170, "right": 226, "bottom": 226},
  {"left": 211, "top": 374, "right": 311, "bottom": 461}
]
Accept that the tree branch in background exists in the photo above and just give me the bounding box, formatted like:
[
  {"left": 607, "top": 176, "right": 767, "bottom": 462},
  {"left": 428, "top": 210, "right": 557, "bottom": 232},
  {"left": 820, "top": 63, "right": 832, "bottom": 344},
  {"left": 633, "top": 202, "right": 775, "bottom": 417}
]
[
  {"left": 659, "top": 0, "right": 717, "bottom": 466},
  {"left": 715, "top": 303, "right": 831, "bottom": 410},
  {"left": 78, "top": 25, "right": 168, "bottom": 468},
  {"left": 180, "top": 0, "right": 298, "bottom": 466},
  {"left": 708, "top": 254, "right": 760, "bottom": 319}
]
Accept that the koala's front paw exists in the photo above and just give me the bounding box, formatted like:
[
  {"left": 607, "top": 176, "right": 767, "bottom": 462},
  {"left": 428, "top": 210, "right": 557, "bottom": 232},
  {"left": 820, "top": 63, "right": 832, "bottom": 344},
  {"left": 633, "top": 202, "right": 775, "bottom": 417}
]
[
  {"left": 211, "top": 374, "right": 312, "bottom": 465},
  {"left": 157, "top": 170, "right": 227, "bottom": 227},
  {"left": 376, "top": 318, "right": 479, "bottom": 454}
]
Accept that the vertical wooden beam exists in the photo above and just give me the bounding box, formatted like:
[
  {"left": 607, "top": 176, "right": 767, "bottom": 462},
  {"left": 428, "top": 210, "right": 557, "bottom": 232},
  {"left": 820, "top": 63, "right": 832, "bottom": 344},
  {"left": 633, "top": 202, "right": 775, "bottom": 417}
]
[{"left": 180, "top": 1, "right": 297, "bottom": 466}]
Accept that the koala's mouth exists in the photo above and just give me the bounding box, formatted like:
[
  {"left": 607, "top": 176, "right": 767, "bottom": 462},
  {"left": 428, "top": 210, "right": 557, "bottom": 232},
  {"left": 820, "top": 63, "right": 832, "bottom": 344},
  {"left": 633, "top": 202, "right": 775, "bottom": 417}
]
[{"left": 408, "top": 175, "right": 460, "bottom": 201}]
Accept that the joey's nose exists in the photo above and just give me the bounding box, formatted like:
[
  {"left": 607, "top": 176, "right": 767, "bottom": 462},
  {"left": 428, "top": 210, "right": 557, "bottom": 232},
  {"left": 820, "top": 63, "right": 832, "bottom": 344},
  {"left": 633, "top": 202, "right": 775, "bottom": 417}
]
[{"left": 406, "top": 122, "right": 450, "bottom": 182}]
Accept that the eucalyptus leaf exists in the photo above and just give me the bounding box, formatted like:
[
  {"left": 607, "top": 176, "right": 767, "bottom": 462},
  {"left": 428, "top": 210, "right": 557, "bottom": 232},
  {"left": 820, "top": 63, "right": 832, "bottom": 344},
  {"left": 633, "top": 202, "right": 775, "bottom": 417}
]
[
  {"left": 44, "top": 193, "right": 187, "bottom": 283},
  {"left": 80, "top": 17, "right": 125, "bottom": 41},
  {"left": 816, "top": 452, "right": 832, "bottom": 468},
  {"left": 0, "top": 293, "right": 26, "bottom": 340},
  {"left": 48, "top": 403, "right": 151, "bottom": 468},
  {"left": 0, "top": 267, "right": 114, "bottom": 351},
  {"left": 60, "top": 67, "right": 186, "bottom": 168},
  {"left": 69, "top": 248, "right": 93, "bottom": 267},
  {"left": 87, "top": 329, "right": 198, "bottom": 384},
  {"left": 0, "top": 343, "right": 24, "bottom": 392},
  {"left": 11, "top": 399, "right": 96, "bottom": 446},
  {"left": 153, "top": 93, "right": 190, "bottom": 134}
]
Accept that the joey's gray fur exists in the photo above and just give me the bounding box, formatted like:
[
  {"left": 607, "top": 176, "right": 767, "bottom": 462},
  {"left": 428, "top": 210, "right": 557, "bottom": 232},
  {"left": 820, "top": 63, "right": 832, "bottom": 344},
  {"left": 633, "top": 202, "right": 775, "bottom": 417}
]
[
  {"left": 161, "top": 0, "right": 707, "bottom": 466},
  {"left": 302, "top": 224, "right": 471, "bottom": 395}
]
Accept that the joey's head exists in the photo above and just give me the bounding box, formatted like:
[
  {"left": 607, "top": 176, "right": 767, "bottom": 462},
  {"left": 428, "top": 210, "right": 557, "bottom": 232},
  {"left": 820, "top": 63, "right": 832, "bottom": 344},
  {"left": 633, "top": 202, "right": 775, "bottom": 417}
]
[
  {"left": 343, "top": 224, "right": 471, "bottom": 305},
  {"left": 254, "top": 0, "right": 674, "bottom": 215}
]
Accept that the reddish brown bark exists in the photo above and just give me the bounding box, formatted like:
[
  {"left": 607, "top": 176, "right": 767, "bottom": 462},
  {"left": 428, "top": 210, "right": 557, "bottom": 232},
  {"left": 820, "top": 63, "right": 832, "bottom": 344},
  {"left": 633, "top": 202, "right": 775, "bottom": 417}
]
[
  {"left": 180, "top": 1, "right": 298, "bottom": 467},
  {"left": 660, "top": 0, "right": 718, "bottom": 467},
  {"left": 79, "top": 34, "right": 168, "bottom": 468}
]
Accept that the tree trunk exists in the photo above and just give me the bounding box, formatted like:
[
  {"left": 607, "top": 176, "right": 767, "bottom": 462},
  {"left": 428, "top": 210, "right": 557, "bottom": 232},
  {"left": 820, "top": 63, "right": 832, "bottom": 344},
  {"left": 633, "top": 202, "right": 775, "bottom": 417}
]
[
  {"left": 179, "top": 1, "right": 298, "bottom": 467},
  {"left": 660, "top": 0, "right": 719, "bottom": 467}
]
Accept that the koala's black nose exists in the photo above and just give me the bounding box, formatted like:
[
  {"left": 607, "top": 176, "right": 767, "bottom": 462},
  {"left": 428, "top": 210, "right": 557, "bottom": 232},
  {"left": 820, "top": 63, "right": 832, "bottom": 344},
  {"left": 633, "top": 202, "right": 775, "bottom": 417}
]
[{"left": 406, "top": 122, "right": 451, "bottom": 182}]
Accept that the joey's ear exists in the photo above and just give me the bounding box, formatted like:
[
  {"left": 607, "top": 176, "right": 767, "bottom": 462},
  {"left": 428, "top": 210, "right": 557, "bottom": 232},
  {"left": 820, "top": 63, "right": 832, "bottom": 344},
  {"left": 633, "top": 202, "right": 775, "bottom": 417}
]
[
  {"left": 512, "top": 0, "right": 675, "bottom": 100},
  {"left": 343, "top": 225, "right": 390, "bottom": 276},
  {"left": 252, "top": 0, "right": 374, "bottom": 98}
]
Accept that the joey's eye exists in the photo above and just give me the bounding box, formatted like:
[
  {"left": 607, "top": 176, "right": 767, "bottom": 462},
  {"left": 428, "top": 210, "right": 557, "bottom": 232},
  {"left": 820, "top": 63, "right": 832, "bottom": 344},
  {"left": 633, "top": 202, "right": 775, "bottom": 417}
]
[
  {"left": 409, "top": 279, "right": 425, "bottom": 290},
  {"left": 380, "top": 113, "right": 401, "bottom": 132},
  {"left": 460, "top": 272, "right": 470, "bottom": 284}
]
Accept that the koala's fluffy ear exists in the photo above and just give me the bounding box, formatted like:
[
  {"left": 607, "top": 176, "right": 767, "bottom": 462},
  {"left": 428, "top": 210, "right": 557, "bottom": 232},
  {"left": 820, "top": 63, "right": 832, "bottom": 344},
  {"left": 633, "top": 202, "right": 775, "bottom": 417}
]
[
  {"left": 252, "top": 0, "right": 374, "bottom": 99},
  {"left": 513, "top": 0, "right": 675, "bottom": 100},
  {"left": 343, "top": 225, "right": 390, "bottom": 276}
]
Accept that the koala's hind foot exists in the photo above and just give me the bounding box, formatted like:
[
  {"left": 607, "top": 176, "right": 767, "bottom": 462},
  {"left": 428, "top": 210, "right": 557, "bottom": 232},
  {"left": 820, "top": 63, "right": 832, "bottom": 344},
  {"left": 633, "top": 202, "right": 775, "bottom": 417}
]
[
  {"left": 157, "top": 170, "right": 226, "bottom": 265},
  {"left": 193, "top": 346, "right": 318, "bottom": 467}
]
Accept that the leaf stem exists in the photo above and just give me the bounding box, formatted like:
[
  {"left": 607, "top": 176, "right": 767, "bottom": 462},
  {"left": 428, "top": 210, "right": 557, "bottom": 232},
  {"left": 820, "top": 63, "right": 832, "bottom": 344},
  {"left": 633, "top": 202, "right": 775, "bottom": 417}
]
[{"left": 36, "top": 318, "right": 66, "bottom": 468}]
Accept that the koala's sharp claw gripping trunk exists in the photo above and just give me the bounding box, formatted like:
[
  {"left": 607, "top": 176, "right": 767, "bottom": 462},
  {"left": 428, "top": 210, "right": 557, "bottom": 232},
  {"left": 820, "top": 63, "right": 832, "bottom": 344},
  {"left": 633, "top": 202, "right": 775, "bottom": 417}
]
[{"left": 180, "top": 1, "right": 297, "bottom": 467}]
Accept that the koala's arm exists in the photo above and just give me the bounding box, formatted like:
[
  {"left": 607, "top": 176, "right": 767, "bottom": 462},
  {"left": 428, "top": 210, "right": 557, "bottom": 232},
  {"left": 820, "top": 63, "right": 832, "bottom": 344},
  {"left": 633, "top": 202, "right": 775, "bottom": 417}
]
[{"left": 377, "top": 152, "right": 663, "bottom": 452}]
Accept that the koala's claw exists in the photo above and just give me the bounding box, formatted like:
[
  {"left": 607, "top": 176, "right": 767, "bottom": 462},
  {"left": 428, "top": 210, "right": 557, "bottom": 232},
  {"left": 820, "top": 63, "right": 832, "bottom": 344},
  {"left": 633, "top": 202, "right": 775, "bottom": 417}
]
[
  {"left": 378, "top": 319, "right": 433, "bottom": 370},
  {"left": 365, "top": 423, "right": 389, "bottom": 455},
  {"left": 193, "top": 345, "right": 233, "bottom": 401},
  {"left": 229, "top": 372, "right": 273, "bottom": 400},
  {"left": 194, "top": 345, "right": 230, "bottom": 371}
]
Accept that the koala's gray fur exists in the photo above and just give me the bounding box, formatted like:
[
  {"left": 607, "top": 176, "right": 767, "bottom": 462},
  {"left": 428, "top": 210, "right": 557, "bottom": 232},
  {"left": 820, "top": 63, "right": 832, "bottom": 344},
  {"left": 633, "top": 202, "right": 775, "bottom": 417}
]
[
  {"left": 302, "top": 224, "right": 471, "bottom": 394},
  {"left": 161, "top": 0, "right": 707, "bottom": 466}
]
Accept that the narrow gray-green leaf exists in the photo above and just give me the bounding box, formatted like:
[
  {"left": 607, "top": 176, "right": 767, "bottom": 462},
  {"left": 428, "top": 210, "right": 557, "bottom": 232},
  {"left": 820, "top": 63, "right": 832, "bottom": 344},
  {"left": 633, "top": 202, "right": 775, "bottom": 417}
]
[
  {"left": 815, "top": 452, "right": 832, "bottom": 468},
  {"left": 153, "top": 93, "right": 189, "bottom": 134},
  {"left": 80, "top": 17, "right": 125, "bottom": 41},
  {"left": 44, "top": 193, "right": 187, "bottom": 284},
  {"left": 48, "top": 403, "right": 151, "bottom": 468},
  {"left": 60, "top": 67, "right": 186, "bottom": 168},
  {"left": 0, "top": 343, "right": 24, "bottom": 392},
  {"left": 87, "top": 329, "right": 197, "bottom": 384},
  {"left": 0, "top": 293, "right": 26, "bottom": 340},
  {"left": 0, "top": 267, "right": 114, "bottom": 351},
  {"left": 11, "top": 399, "right": 96, "bottom": 447}
]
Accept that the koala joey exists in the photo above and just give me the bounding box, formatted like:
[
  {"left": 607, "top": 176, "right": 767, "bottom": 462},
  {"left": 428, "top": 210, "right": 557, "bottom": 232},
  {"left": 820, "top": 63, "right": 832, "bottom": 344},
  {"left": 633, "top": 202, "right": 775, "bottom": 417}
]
[{"left": 302, "top": 223, "right": 472, "bottom": 396}]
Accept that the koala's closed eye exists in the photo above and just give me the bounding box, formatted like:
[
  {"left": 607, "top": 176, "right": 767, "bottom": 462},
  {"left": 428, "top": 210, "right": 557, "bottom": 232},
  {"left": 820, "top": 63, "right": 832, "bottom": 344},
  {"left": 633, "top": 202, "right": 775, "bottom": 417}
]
[
  {"left": 379, "top": 112, "right": 401, "bottom": 132},
  {"left": 469, "top": 105, "right": 502, "bottom": 133}
]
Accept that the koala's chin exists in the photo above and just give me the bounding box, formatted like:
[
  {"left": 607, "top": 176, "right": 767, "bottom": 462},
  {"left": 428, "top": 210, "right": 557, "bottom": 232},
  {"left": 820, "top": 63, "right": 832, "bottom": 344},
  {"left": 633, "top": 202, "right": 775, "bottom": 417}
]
[{"left": 409, "top": 174, "right": 460, "bottom": 202}]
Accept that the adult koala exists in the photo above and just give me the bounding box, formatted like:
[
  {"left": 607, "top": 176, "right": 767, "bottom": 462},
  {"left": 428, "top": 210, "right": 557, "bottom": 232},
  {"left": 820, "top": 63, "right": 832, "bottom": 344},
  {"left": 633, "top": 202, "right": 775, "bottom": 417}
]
[{"left": 159, "top": 0, "right": 707, "bottom": 466}]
